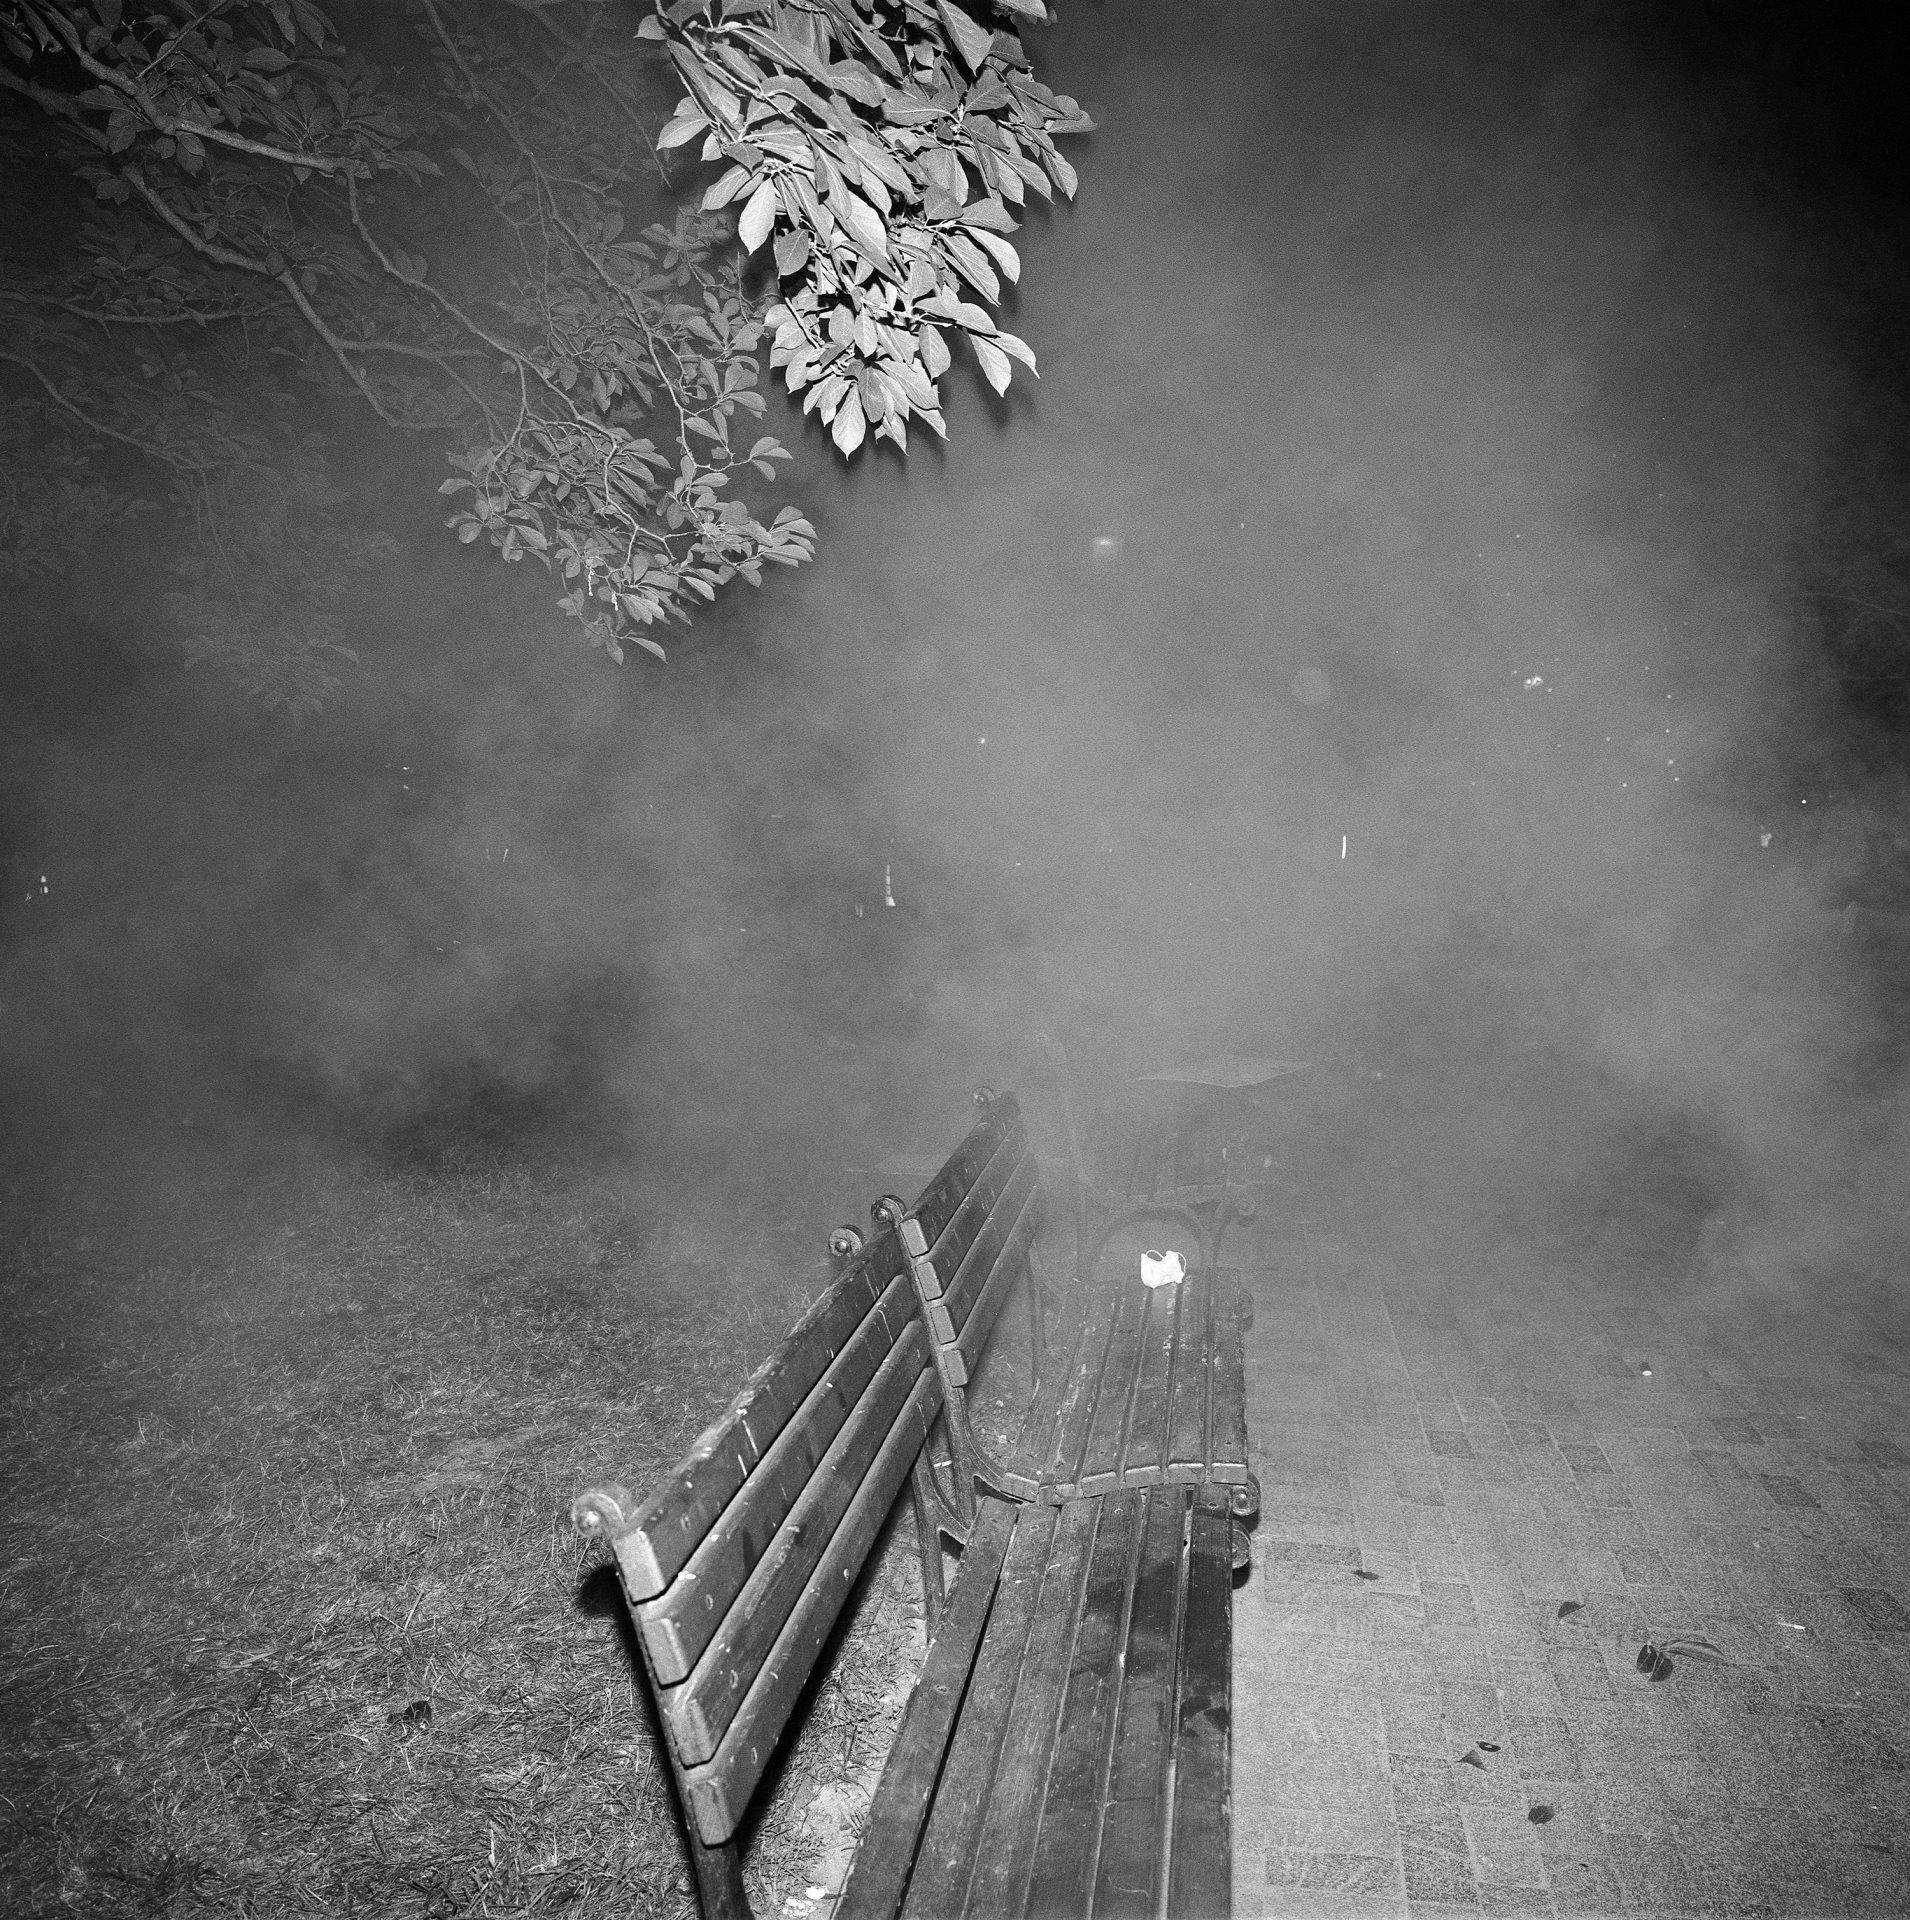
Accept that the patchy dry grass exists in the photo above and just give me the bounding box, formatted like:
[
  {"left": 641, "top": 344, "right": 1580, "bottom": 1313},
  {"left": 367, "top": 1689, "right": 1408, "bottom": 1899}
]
[{"left": 0, "top": 1148, "right": 933, "bottom": 1919}]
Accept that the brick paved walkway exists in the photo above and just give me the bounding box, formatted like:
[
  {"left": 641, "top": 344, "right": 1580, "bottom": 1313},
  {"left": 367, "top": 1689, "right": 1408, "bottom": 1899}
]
[{"left": 1231, "top": 1095, "right": 1910, "bottom": 1919}]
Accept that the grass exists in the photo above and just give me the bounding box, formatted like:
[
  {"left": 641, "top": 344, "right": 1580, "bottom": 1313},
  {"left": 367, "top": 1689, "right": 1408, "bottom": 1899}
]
[{"left": 0, "top": 1141, "right": 937, "bottom": 1919}]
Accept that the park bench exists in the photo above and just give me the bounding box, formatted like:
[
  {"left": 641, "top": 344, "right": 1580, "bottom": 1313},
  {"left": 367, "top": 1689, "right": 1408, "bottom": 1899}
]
[{"left": 571, "top": 1088, "right": 1254, "bottom": 1919}]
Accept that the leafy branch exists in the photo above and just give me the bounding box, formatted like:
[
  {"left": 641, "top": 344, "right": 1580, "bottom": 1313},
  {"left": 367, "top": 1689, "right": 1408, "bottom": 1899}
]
[
  {"left": 0, "top": 0, "right": 1089, "bottom": 707},
  {"left": 651, "top": 0, "right": 1092, "bottom": 454}
]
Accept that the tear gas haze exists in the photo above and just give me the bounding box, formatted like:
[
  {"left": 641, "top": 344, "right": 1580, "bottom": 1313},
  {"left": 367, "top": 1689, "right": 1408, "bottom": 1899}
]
[{"left": 3, "top": 0, "right": 1906, "bottom": 1312}]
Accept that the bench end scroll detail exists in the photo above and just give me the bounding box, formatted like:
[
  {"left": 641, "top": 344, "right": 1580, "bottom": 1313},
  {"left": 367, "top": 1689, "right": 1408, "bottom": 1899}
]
[{"left": 571, "top": 1484, "right": 636, "bottom": 1540}]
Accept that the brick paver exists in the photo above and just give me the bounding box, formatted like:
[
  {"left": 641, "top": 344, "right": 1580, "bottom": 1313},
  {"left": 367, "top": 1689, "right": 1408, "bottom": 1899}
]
[{"left": 1230, "top": 1104, "right": 1910, "bottom": 1919}]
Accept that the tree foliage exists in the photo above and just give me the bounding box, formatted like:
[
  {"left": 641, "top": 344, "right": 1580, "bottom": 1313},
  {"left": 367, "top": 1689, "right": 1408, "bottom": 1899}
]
[{"left": 0, "top": 0, "right": 1090, "bottom": 714}]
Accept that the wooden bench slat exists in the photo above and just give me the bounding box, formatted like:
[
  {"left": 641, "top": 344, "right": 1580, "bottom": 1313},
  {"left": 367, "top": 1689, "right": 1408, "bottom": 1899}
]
[
  {"left": 636, "top": 1270, "right": 920, "bottom": 1684},
  {"left": 1203, "top": 1274, "right": 1251, "bottom": 1485},
  {"left": 1168, "top": 1488, "right": 1234, "bottom": 1920},
  {"left": 1075, "top": 1280, "right": 1150, "bottom": 1496},
  {"left": 1021, "top": 1489, "right": 1142, "bottom": 1917},
  {"left": 900, "top": 1503, "right": 1059, "bottom": 1919},
  {"left": 1162, "top": 1267, "right": 1217, "bottom": 1481},
  {"left": 1091, "top": 1487, "right": 1189, "bottom": 1919},
  {"left": 908, "top": 1119, "right": 1026, "bottom": 1299},
  {"left": 909, "top": 1098, "right": 1020, "bottom": 1259},
  {"left": 835, "top": 1497, "right": 1019, "bottom": 1920},
  {"left": 937, "top": 1145, "right": 1037, "bottom": 1340},
  {"left": 948, "top": 1170, "right": 1043, "bottom": 1388},
  {"left": 611, "top": 1231, "right": 909, "bottom": 1601},
  {"left": 959, "top": 1498, "right": 1101, "bottom": 1920},
  {"left": 914, "top": 1142, "right": 1035, "bottom": 1355},
  {"left": 1001, "top": 1275, "right": 1090, "bottom": 1486},
  {"left": 1039, "top": 1274, "right": 1123, "bottom": 1493},
  {"left": 682, "top": 1359, "right": 942, "bottom": 1838},
  {"left": 666, "top": 1324, "right": 935, "bottom": 1769},
  {"left": 1117, "top": 1283, "right": 1180, "bottom": 1489}
]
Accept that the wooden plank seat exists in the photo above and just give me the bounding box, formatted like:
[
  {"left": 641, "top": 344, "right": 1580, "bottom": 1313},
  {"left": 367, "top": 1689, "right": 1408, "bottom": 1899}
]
[
  {"left": 1002, "top": 1262, "right": 1258, "bottom": 1517},
  {"left": 570, "top": 1087, "right": 1249, "bottom": 1919},
  {"left": 838, "top": 1483, "right": 1233, "bottom": 1920}
]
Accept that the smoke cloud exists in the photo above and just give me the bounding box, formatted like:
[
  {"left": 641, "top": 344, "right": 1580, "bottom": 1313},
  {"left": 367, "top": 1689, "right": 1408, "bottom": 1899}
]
[{"left": 3, "top": 0, "right": 1904, "bottom": 1298}]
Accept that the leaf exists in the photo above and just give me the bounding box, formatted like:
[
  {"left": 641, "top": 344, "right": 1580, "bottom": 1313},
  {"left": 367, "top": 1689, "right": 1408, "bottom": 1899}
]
[
  {"left": 957, "top": 197, "right": 1015, "bottom": 236},
  {"left": 737, "top": 178, "right": 778, "bottom": 252},
  {"left": 701, "top": 164, "right": 752, "bottom": 211},
  {"left": 835, "top": 188, "right": 889, "bottom": 262},
  {"left": 936, "top": 0, "right": 994, "bottom": 73},
  {"left": 943, "top": 232, "right": 999, "bottom": 303},
  {"left": 824, "top": 60, "right": 885, "bottom": 108},
  {"left": 969, "top": 227, "right": 1020, "bottom": 282},
  {"left": 1662, "top": 1635, "right": 1727, "bottom": 1663},
  {"left": 657, "top": 112, "right": 708, "bottom": 150},
  {"left": 829, "top": 388, "right": 865, "bottom": 455},
  {"left": 928, "top": 292, "right": 995, "bottom": 333},
  {"left": 844, "top": 129, "right": 910, "bottom": 195},
  {"left": 755, "top": 24, "right": 830, "bottom": 83},
  {"left": 971, "top": 335, "right": 1010, "bottom": 394},
  {"left": 631, "top": 633, "right": 667, "bottom": 662},
  {"left": 884, "top": 356, "right": 937, "bottom": 412},
  {"left": 773, "top": 228, "right": 810, "bottom": 276},
  {"left": 1637, "top": 1643, "right": 1674, "bottom": 1682}
]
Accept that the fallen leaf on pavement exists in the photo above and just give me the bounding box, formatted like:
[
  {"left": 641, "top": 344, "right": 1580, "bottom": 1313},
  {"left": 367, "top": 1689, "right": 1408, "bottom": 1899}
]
[{"left": 1637, "top": 1644, "right": 1674, "bottom": 1682}]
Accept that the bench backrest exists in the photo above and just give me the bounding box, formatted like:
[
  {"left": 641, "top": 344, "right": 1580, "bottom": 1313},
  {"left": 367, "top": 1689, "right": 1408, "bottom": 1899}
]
[
  {"left": 571, "top": 1224, "right": 938, "bottom": 1846},
  {"left": 893, "top": 1091, "right": 1044, "bottom": 1504}
]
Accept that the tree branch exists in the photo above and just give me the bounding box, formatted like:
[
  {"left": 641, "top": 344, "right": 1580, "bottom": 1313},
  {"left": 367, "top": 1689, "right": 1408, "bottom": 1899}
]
[
  {"left": 1804, "top": 587, "right": 1910, "bottom": 625},
  {"left": 122, "top": 163, "right": 403, "bottom": 427},
  {"left": 0, "top": 347, "right": 202, "bottom": 475},
  {"left": 415, "top": 0, "right": 696, "bottom": 447},
  {"left": 0, "top": 288, "right": 257, "bottom": 326},
  {"left": 500, "top": 0, "right": 669, "bottom": 181},
  {"left": 32, "top": 6, "right": 363, "bottom": 177},
  {"left": 342, "top": 174, "right": 521, "bottom": 440},
  {"left": 0, "top": 59, "right": 109, "bottom": 145}
]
